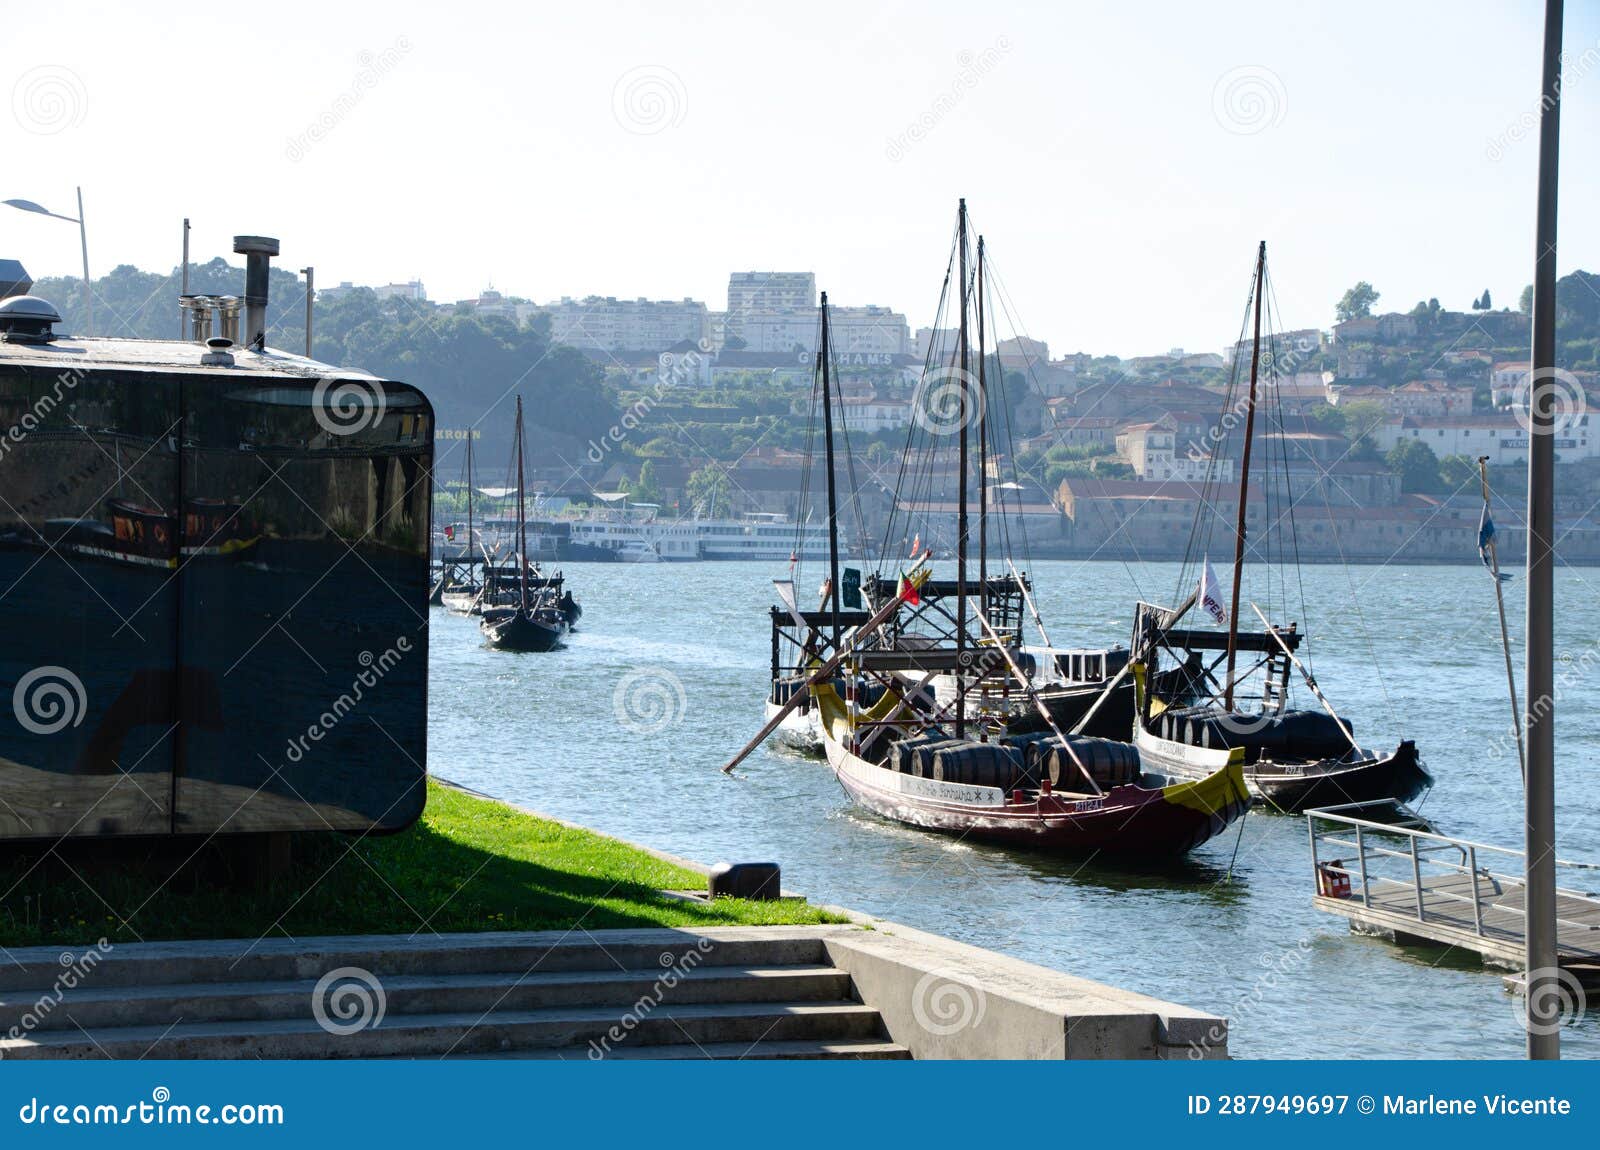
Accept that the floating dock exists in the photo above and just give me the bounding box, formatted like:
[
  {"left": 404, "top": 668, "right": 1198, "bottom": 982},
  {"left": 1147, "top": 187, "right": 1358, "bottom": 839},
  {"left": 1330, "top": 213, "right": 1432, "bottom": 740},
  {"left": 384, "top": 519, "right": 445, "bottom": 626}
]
[{"left": 1308, "top": 803, "right": 1600, "bottom": 979}]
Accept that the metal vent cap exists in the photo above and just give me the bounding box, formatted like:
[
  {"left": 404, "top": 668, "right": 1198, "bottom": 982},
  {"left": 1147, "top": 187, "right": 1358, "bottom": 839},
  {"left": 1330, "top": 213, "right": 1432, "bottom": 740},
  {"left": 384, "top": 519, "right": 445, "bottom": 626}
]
[{"left": 0, "top": 294, "right": 63, "bottom": 343}]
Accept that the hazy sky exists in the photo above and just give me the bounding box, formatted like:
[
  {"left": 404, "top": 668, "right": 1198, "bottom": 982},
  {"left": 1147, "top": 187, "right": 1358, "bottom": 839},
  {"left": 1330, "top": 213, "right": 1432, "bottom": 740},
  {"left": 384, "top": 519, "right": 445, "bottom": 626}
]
[{"left": 4, "top": 1, "right": 1597, "bottom": 356}]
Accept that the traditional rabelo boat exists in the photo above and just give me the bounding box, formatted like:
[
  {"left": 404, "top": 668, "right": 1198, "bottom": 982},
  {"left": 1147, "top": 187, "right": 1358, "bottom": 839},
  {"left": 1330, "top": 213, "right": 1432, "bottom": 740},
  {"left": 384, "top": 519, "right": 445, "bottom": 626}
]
[
  {"left": 479, "top": 395, "right": 571, "bottom": 652},
  {"left": 1124, "top": 243, "right": 1429, "bottom": 813},
  {"left": 734, "top": 203, "right": 1249, "bottom": 855}
]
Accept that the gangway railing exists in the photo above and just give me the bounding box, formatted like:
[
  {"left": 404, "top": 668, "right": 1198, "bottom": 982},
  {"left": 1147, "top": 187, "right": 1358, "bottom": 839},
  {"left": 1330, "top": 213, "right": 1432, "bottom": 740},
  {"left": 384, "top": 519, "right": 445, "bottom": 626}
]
[{"left": 1307, "top": 802, "right": 1600, "bottom": 961}]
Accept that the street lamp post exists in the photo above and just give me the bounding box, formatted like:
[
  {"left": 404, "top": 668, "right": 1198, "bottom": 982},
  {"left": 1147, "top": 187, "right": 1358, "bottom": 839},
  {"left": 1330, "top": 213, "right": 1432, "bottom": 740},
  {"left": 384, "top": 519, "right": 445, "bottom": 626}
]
[{"left": 2, "top": 188, "right": 92, "bottom": 336}]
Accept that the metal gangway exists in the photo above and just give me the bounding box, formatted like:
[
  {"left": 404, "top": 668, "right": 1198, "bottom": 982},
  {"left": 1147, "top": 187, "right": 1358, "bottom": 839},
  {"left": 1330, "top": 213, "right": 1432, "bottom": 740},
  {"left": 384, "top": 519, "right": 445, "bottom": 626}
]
[{"left": 1308, "top": 802, "right": 1600, "bottom": 975}]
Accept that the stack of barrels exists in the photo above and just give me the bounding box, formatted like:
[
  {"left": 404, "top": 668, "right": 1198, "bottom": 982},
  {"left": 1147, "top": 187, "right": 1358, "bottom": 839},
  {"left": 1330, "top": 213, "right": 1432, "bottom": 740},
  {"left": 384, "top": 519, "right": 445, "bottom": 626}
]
[{"left": 884, "top": 732, "right": 1141, "bottom": 795}]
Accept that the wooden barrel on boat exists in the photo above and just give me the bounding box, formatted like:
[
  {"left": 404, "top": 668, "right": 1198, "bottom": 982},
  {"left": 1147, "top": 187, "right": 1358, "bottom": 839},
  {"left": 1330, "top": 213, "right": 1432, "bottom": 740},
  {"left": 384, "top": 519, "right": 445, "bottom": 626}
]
[
  {"left": 931, "top": 743, "right": 1024, "bottom": 790},
  {"left": 1036, "top": 736, "right": 1140, "bottom": 790},
  {"left": 889, "top": 737, "right": 962, "bottom": 776}
]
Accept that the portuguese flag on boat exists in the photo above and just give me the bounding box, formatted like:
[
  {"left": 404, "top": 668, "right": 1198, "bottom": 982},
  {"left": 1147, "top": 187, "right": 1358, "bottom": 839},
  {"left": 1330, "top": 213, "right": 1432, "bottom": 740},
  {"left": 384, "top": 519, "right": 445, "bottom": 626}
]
[{"left": 897, "top": 570, "right": 921, "bottom": 606}]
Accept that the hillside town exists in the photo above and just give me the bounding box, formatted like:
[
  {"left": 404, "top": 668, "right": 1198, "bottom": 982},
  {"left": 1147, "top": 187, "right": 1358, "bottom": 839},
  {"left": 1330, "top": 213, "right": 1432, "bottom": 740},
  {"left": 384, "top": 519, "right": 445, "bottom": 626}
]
[{"left": 355, "top": 269, "right": 1598, "bottom": 565}]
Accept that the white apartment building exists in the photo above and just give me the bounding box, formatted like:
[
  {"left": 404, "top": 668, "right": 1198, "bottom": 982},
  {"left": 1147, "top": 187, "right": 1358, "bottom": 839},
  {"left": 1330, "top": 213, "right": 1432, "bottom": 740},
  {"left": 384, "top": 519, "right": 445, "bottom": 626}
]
[
  {"left": 1376, "top": 413, "right": 1595, "bottom": 466},
  {"left": 739, "top": 305, "right": 908, "bottom": 356},
  {"left": 727, "top": 272, "right": 816, "bottom": 324},
  {"left": 535, "top": 296, "right": 708, "bottom": 353},
  {"left": 373, "top": 280, "right": 428, "bottom": 302}
]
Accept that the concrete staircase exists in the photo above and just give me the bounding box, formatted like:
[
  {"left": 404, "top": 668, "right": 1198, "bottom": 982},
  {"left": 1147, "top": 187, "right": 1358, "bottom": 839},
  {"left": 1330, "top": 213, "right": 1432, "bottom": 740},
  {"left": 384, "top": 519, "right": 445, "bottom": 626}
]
[{"left": 0, "top": 927, "right": 909, "bottom": 1060}]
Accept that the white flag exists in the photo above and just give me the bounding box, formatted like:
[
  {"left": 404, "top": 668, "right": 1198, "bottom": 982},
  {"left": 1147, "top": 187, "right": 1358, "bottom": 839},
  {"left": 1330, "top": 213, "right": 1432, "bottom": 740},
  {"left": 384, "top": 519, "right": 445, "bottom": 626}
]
[{"left": 1199, "top": 557, "right": 1228, "bottom": 625}]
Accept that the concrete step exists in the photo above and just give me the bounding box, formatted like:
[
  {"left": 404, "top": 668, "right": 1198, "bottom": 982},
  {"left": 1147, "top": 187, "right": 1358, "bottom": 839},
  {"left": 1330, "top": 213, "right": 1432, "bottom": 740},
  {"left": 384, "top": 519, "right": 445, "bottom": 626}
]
[
  {"left": 0, "top": 1001, "right": 887, "bottom": 1060},
  {"left": 0, "top": 966, "right": 853, "bottom": 1033},
  {"left": 470, "top": 1039, "right": 912, "bottom": 1060},
  {"left": 0, "top": 928, "right": 851, "bottom": 992}
]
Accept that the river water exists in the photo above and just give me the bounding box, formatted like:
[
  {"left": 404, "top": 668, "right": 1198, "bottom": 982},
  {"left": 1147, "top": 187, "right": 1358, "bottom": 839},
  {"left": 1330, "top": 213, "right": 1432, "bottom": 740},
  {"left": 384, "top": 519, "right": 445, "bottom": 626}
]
[{"left": 427, "top": 559, "right": 1600, "bottom": 1059}]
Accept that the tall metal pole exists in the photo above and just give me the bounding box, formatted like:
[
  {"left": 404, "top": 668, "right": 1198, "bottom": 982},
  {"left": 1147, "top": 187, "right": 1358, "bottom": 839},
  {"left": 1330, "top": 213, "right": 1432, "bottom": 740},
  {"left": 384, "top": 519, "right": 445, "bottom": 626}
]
[
  {"left": 1479, "top": 457, "right": 1525, "bottom": 780},
  {"left": 1524, "top": 0, "right": 1563, "bottom": 1062},
  {"left": 1223, "top": 241, "right": 1266, "bottom": 710},
  {"left": 180, "top": 218, "right": 191, "bottom": 338},
  {"left": 975, "top": 236, "right": 989, "bottom": 618},
  {"left": 75, "top": 187, "right": 92, "bottom": 337},
  {"left": 819, "top": 292, "right": 842, "bottom": 650},
  {"left": 954, "top": 199, "right": 971, "bottom": 740},
  {"left": 516, "top": 395, "right": 528, "bottom": 613},
  {"left": 301, "top": 266, "right": 315, "bottom": 357}
]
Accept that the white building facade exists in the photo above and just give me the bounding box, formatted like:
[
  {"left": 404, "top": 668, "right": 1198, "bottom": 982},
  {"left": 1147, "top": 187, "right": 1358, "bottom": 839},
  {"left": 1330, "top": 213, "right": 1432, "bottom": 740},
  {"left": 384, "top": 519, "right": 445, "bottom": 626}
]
[{"left": 535, "top": 296, "right": 709, "bottom": 353}]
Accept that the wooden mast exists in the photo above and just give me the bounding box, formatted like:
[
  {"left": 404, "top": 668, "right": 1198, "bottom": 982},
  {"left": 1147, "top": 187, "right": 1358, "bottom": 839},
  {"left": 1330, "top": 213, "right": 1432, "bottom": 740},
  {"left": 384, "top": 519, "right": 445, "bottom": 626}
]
[
  {"left": 1223, "top": 240, "right": 1266, "bottom": 710},
  {"left": 515, "top": 394, "right": 528, "bottom": 613},
  {"left": 819, "top": 292, "right": 842, "bottom": 649},
  {"left": 955, "top": 199, "right": 971, "bottom": 739},
  {"left": 975, "top": 235, "right": 989, "bottom": 618},
  {"left": 465, "top": 429, "right": 474, "bottom": 579}
]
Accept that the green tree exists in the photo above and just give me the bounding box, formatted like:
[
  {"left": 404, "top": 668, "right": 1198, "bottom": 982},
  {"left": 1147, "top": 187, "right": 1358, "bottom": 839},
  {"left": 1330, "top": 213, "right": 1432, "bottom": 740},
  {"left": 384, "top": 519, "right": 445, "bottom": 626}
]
[
  {"left": 1336, "top": 281, "right": 1380, "bottom": 323},
  {"left": 633, "top": 459, "right": 661, "bottom": 503},
  {"left": 1520, "top": 284, "right": 1534, "bottom": 314},
  {"left": 684, "top": 465, "right": 732, "bottom": 518},
  {"left": 1438, "top": 453, "right": 1478, "bottom": 491},
  {"left": 1386, "top": 438, "right": 1444, "bottom": 494}
]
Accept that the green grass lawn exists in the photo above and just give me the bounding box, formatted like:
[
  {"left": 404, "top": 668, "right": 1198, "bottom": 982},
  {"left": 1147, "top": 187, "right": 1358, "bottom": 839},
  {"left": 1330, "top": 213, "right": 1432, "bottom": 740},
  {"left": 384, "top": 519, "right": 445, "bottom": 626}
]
[{"left": 0, "top": 781, "right": 844, "bottom": 948}]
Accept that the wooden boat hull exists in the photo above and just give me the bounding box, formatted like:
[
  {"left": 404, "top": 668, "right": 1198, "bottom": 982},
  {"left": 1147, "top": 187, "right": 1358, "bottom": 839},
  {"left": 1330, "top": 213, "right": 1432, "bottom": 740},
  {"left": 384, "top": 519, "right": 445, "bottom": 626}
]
[
  {"left": 1133, "top": 721, "right": 1430, "bottom": 814},
  {"left": 816, "top": 686, "right": 1249, "bottom": 855},
  {"left": 480, "top": 609, "right": 567, "bottom": 651}
]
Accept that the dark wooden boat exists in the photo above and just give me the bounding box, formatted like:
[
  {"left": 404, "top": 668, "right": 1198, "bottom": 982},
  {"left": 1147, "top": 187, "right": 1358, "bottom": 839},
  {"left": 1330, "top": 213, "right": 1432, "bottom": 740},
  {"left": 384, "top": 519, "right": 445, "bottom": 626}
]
[
  {"left": 730, "top": 202, "right": 1250, "bottom": 857},
  {"left": 480, "top": 602, "right": 567, "bottom": 651},
  {"left": 479, "top": 395, "right": 570, "bottom": 653},
  {"left": 1127, "top": 243, "right": 1428, "bottom": 813},
  {"left": 817, "top": 668, "right": 1248, "bottom": 855}
]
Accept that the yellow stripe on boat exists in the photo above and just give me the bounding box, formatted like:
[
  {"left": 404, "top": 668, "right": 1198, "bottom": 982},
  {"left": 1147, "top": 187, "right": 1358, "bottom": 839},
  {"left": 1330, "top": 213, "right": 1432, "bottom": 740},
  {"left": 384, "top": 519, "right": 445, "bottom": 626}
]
[{"left": 1161, "top": 756, "right": 1249, "bottom": 814}]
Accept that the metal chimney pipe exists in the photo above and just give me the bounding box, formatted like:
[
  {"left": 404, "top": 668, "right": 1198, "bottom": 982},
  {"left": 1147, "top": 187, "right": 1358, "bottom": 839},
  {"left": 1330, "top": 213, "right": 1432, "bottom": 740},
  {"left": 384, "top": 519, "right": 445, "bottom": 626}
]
[
  {"left": 179, "top": 295, "right": 213, "bottom": 343},
  {"left": 233, "top": 235, "right": 279, "bottom": 351}
]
